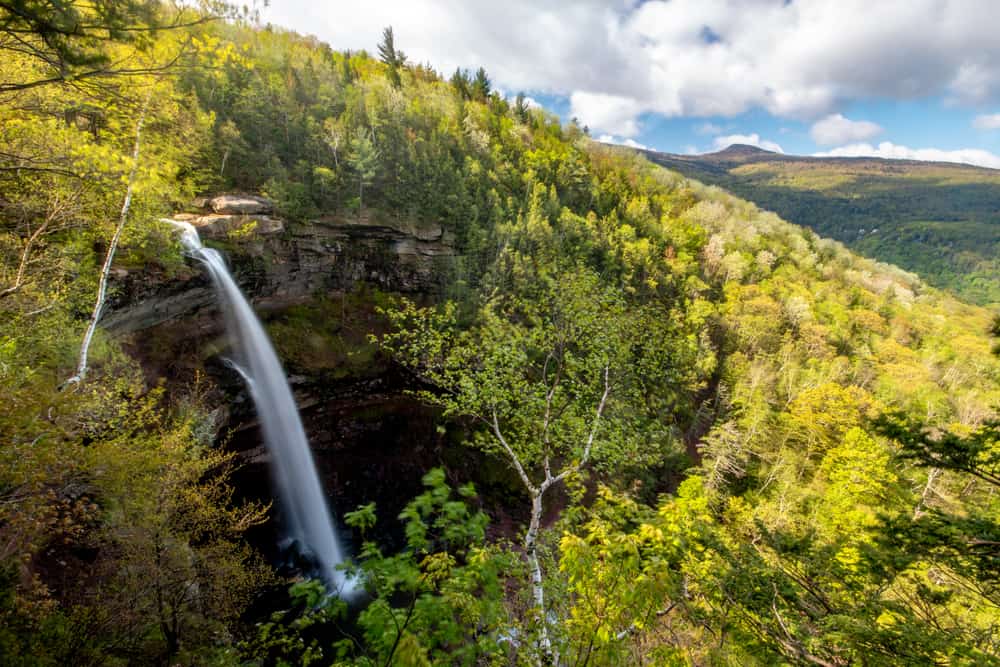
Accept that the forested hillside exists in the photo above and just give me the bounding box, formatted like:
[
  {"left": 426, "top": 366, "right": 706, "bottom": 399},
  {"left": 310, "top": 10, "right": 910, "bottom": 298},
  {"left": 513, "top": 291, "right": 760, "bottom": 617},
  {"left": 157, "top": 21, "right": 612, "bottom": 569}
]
[
  {"left": 643, "top": 145, "right": 1000, "bottom": 306},
  {"left": 2, "top": 5, "right": 999, "bottom": 665}
]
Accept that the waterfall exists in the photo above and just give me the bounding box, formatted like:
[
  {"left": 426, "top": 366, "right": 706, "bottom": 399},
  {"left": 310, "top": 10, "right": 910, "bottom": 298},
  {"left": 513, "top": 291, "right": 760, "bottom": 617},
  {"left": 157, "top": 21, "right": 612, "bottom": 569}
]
[{"left": 168, "top": 220, "right": 354, "bottom": 595}]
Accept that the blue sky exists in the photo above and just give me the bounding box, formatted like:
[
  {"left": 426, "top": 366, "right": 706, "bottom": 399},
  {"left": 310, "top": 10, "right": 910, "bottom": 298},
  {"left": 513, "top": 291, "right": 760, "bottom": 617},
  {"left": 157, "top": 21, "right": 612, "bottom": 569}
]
[
  {"left": 262, "top": 0, "right": 1000, "bottom": 168},
  {"left": 525, "top": 95, "right": 1000, "bottom": 159}
]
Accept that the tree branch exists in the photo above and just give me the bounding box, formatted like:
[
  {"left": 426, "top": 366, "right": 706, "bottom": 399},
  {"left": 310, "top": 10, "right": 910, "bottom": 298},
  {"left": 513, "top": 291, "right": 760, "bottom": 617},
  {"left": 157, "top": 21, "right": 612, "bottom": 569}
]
[
  {"left": 492, "top": 408, "right": 537, "bottom": 495},
  {"left": 0, "top": 218, "right": 46, "bottom": 299},
  {"left": 0, "top": 52, "right": 186, "bottom": 94},
  {"left": 614, "top": 602, "right": 678, "bottom": 640},
  {"left": 546, "top": 365, "right": 611, "bottom": 489}
]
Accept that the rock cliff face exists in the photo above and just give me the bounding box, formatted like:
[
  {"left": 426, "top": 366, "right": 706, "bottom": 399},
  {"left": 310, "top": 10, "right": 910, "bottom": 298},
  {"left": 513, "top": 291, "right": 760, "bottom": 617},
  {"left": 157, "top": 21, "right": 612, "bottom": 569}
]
[
  {"left": 105, "top": 197, "right": 483, "bottom": 555},
  {"left": 104, "top": 201, "right": 455, "bottom": 335}
]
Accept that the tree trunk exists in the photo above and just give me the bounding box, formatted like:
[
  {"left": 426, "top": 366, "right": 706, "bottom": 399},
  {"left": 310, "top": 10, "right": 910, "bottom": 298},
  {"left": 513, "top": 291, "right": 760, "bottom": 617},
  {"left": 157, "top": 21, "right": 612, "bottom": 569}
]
[
  {"left": 526, "top": 490, "right": 555, "bottom": 665},
  {"left": 66, "top": 96, "right": 149, "bottom": 386},
  {"left": 914, "top": 467, "right": 941, "bottom": 519}
]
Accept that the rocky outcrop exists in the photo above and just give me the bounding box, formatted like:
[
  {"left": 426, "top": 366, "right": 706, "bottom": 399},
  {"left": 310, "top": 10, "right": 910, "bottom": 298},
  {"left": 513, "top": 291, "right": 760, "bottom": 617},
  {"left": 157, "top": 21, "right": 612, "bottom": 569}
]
[
  {"left": 209, "top": 194, "right": 273, "bottom": 215},
  {"left": 173, "top": 195, "right": 284, "bottom": 240},
  {"left": 103, "top": 202, "right": 455, "bottom": 335},
  {"left": 332, "top": 216, "right": 444, "bottom": 242},
  {"left": 173, "top": 213, "right": 285, "bottom": 238}
]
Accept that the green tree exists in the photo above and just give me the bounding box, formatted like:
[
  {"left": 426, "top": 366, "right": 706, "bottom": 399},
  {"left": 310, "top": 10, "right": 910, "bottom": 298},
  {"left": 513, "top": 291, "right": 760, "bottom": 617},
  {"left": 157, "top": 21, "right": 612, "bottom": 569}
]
[
  {"left": 377, "top": 25, "right": 406, "bottom": 88},
  {"left": 449, "top": 67, "right": 471, "bottom": 99},
  {"left": 471, "top": 66, "right": 490, "bottom": 101},
  {"left": 244, "top": 469, "right": 510, "bottom": 666},
  {"left": 0, "top": 0, "right": 244, "bottom": 93},
  {"left": 347, "top": 126, "right": 380, "bottom": 216},
  {"left": 380, "top": 267, "right": 654, "bottom": 664},
  {"left": 514, "top": 92, "right": 530, "bottom": 123}
]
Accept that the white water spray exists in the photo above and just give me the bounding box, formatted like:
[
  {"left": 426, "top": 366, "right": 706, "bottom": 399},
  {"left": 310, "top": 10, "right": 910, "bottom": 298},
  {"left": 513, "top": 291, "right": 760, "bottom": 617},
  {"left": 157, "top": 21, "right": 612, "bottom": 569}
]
[{"left": 168, "top": 220, "right": 354, "bottom": 595}]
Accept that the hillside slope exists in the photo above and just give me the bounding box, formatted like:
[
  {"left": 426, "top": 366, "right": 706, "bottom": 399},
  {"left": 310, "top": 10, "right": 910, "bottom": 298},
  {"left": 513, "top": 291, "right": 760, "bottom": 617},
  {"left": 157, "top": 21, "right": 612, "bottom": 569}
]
[
  {"left": 2, "top": 16, "right": 1000, "bottom": 665},
  {"left": 642, "top": 144, "right": 1000, "bottom": 305}
]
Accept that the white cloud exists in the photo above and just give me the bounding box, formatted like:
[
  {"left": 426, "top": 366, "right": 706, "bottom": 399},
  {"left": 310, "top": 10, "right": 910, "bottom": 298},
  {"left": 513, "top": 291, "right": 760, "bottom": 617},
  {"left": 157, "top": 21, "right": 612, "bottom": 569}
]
[
  {"left": 597, "top": 134, "right": 650, "bottom": 150},
  {"left": 810, "top": 113, "right": 882, "bottom": 145},
  {"left": 571, "top": 92, "right": 643, "bottom": 136},
  {"left": 696, "top": 122, "right": 722, "bottom": 135},
  {"left": 948, "top": 62, "right": 1000, "bottom": 105},
  {"left": 973, "top": 113, "right": 1000, "bottom": 130},
  {"left": 712, "top": 133, "right": 784, "bottom": 153},
  {"left": 262, "top": 0, "right": 1000, "bottom": 137},
  {"left": 506, "top": 93, "right": 541, "bottom": 109},
  {"left": 814, "top": 141, "right": 1000, "bottom": 169}
]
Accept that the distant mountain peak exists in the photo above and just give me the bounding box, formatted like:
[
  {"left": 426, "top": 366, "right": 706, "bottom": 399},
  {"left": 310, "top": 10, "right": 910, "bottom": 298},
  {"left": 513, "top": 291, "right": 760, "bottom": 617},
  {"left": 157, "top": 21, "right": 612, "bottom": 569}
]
[{"left": 715, "top": 143, "right": 774, "bottom": 156}]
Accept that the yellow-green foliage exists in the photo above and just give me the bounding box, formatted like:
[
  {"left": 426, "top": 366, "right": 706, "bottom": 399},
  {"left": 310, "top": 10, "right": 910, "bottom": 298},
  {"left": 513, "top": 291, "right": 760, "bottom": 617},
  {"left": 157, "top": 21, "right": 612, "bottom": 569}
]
[
  {"left": 650, "top": 151, "right": 1000, "bottom": 305},
  {"left": 3, "top": 8, "right": 1000, "bottom": 666}
]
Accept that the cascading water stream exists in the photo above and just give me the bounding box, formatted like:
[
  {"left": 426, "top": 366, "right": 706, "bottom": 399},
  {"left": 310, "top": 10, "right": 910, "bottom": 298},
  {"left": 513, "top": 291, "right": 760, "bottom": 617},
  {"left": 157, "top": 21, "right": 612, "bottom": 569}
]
[{"left": 168, "top": 220, "right": 355, "bottom": 596}]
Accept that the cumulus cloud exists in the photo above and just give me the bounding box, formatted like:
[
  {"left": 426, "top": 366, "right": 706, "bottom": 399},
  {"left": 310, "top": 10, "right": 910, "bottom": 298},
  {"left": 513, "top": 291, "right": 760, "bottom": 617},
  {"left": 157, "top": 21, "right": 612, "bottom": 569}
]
[
  {"left": 597, "top": 134, "right": 651, "bottom": 151},
  {"left": 813, "top": 141, "right": 1000, "bottom": 169},
  {"left": 571, "top": 92, "right": 643, "bottom": 136},
  {"left": 262, "top": 0, "right": 1000, "bottom": 137},
  {"left": 810, "top": 113, "right": 882, "bottom": 145},
  {"left": 973, "top": 113, "right": 1000, "bottom": 130},
  {"left": 712, "top": 133, "right": 784, "bottom": 153}
]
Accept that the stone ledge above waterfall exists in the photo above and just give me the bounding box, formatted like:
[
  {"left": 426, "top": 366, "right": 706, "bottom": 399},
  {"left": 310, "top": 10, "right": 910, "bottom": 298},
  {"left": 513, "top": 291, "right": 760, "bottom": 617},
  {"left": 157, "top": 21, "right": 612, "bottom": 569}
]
[
  {"left": 174, "top": 194, "right": 285, "bottom": 239},
  {"left": 172, "top": 213, "right": 286, "bottom": 238},
  {"left": 207, "top": 194, "right": 274, "bottom": 215},
  {"left": 104, "top": 205, "right": 457, "bottom": 336}
]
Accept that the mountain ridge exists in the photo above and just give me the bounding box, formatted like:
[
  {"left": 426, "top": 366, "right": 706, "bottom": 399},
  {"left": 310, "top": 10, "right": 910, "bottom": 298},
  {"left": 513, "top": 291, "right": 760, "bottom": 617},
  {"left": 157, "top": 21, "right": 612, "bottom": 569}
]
[
  {"left": 647, "top": 143, "right": 1000, "bottom": 171},
  {"left": 636, "top": 143, "right": 1000, "bottom": 305},
  {"left": 3, "top": 12, "right": 1000, "bottom": 665}
]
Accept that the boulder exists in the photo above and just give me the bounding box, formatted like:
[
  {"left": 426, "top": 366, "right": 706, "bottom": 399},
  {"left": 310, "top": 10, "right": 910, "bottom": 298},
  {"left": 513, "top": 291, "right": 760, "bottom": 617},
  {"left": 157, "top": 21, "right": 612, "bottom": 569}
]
[{"left": 209, "top": 195, "right": 273, "bottom": 215}]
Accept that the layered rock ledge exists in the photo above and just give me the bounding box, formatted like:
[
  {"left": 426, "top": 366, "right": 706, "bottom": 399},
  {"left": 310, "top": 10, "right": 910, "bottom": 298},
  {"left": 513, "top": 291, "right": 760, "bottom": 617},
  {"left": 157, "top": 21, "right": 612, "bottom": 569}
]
[{"left": 103, "top": 197, "right": 455, "bottom": 335}]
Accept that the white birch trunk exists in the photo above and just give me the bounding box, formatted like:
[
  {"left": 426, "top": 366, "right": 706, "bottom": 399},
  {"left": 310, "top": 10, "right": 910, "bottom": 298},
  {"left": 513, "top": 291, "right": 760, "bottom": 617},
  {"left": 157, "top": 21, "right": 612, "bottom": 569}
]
[
  {"left": 525, "top": 490, "right": 556, "bottom": 665},
  {"left": 66, "top": 99, "right": 149, "bottom": 385}
]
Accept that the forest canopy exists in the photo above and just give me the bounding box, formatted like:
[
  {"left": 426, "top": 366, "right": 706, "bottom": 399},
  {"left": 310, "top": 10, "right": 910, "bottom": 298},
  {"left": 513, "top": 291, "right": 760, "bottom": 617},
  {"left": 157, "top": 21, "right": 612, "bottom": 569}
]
[{"left": 1, "top": 7, "right": 999, "bottom": 666}]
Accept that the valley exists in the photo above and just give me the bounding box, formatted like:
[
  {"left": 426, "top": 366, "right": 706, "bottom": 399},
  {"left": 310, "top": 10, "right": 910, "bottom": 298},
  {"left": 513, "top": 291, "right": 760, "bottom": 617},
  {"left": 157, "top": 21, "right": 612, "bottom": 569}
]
[{"left": 642, "top": 144, "right": 1000, "bottom": 305}]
